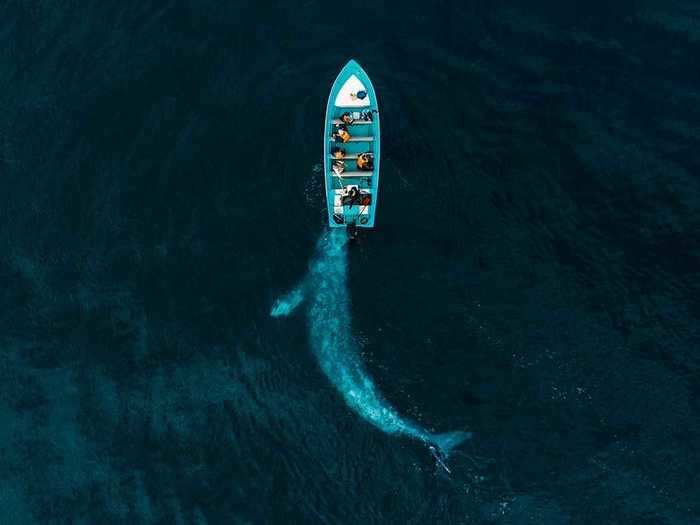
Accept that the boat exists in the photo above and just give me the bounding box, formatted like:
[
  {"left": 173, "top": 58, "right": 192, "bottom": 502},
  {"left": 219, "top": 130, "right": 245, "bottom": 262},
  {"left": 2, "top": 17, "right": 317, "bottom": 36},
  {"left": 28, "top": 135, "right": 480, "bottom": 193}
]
[{"left": 324, "top": 60, "right": 380, "bottom": 237}]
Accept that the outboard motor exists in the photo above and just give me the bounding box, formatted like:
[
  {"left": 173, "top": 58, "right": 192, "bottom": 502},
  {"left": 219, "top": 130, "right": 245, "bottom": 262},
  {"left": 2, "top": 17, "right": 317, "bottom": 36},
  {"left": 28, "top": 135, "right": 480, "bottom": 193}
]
[{"left": 346, "top": 223, "right": 358, "bottom": 241}]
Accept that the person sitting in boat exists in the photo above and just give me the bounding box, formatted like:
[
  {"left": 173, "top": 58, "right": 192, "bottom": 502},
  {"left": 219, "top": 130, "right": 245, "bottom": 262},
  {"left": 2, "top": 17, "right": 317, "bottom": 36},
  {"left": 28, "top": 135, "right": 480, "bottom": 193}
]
[
  {"left": 332, "top": 159, "right": 345, "bottom": 176},
  {"left": 356, "top": 152, "right": 373, "bottom": 171},
  {"left": 332, "top": 123, "right": 351, "bottom": 143},
  {"left": 342, "top": 186, "right": 360, "bottom": 206},
  {"left": 331, "top": 146, "right": 346, "bottom": 159},
  {"left": 340, "top": 112, "right": 354, "bottom": 125}
]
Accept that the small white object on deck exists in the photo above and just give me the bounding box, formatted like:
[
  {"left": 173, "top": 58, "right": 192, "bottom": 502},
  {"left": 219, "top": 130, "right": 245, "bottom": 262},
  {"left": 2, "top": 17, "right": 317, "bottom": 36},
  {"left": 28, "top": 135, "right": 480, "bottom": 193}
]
[{"left": 334, "top": 75, "right": 370, "bottom": 107}]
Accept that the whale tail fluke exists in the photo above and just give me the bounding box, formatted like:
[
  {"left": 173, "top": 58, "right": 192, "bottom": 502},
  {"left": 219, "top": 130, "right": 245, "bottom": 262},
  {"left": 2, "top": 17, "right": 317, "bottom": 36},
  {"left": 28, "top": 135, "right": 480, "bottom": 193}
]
[
  {"left": 270, "top": 285, "right": 306, "bottom": 318},
  {"left": 431, "top": 430, "right": 472, "bottom": 458}
]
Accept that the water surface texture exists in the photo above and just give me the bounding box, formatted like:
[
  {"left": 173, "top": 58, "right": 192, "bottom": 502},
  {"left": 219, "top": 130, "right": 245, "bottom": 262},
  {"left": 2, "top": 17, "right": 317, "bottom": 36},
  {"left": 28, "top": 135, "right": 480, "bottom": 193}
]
[{"left": 1, "top": 1, "right": 699, "bottom": 524}]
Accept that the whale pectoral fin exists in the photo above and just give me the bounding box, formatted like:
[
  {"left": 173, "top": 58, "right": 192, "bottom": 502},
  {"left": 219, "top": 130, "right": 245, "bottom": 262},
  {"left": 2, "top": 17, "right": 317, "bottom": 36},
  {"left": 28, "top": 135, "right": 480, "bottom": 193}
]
[
  {"left": 432, "top": 430, "right": 472, "bottom": 458},
  {"left": 270, "top": 284, "right": 306, "bottom": 318}
]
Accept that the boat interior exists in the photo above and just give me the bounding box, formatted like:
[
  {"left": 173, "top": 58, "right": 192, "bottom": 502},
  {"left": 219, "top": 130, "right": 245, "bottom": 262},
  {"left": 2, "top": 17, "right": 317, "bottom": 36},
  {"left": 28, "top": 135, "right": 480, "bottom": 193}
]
[{"left": 328, "top": 107, "right": 377, "bottom": 226}]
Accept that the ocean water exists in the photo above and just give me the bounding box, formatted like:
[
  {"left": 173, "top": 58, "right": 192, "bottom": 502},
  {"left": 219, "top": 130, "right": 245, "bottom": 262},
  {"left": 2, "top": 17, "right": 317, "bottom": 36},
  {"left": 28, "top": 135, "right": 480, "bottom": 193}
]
[{"left": 1, "top": 1, "right": 699, "bottom": 524}]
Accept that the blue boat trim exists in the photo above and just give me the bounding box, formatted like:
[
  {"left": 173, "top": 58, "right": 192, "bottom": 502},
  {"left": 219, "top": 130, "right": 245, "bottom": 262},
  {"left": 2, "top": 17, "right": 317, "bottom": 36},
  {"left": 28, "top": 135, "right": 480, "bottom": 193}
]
[{"left": 323, "top": 60, "right": 380, "bottom": 230}]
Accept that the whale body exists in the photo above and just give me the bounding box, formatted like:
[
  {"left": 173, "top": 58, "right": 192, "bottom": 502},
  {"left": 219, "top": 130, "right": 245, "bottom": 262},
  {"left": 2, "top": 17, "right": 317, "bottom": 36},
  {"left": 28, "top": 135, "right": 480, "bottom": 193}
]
[{"left": 271, "top": 229, "right": 470, "bottom": 458}]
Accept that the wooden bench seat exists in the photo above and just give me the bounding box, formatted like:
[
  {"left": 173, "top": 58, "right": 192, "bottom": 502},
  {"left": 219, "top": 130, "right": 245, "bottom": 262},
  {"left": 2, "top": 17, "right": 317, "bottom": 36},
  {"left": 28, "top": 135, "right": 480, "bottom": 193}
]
[
  {"left": 331, "top": 170, "right": 372, "bottom": 177},
  {"left": 328, "top": 154, "right": 359, "bottom": 160},
  {"left": 332, "top": 119, "right": 372, "bottom": 125},
  {"left": 329, "top": 136, "right": 373, "bottom": 142}
]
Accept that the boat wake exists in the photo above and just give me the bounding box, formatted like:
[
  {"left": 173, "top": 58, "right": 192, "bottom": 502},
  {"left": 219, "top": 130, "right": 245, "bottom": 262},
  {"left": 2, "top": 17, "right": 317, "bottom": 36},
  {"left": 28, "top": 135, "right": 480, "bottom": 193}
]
[{"left": 271, "top": 229, "right": 470, "bottom": 462}]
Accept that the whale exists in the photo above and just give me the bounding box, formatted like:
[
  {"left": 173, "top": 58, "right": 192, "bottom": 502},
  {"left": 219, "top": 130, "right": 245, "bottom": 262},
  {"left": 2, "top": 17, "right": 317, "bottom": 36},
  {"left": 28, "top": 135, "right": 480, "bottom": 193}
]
[{"left": 271, "top": 229, "right": 470, "bottom": 462}]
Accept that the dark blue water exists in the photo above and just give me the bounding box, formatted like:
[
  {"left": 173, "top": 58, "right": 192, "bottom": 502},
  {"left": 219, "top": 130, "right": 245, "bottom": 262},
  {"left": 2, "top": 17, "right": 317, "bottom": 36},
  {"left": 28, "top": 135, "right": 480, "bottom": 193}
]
[{"left": 2, "top": 2, "right": 699, "bottom": 523}]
